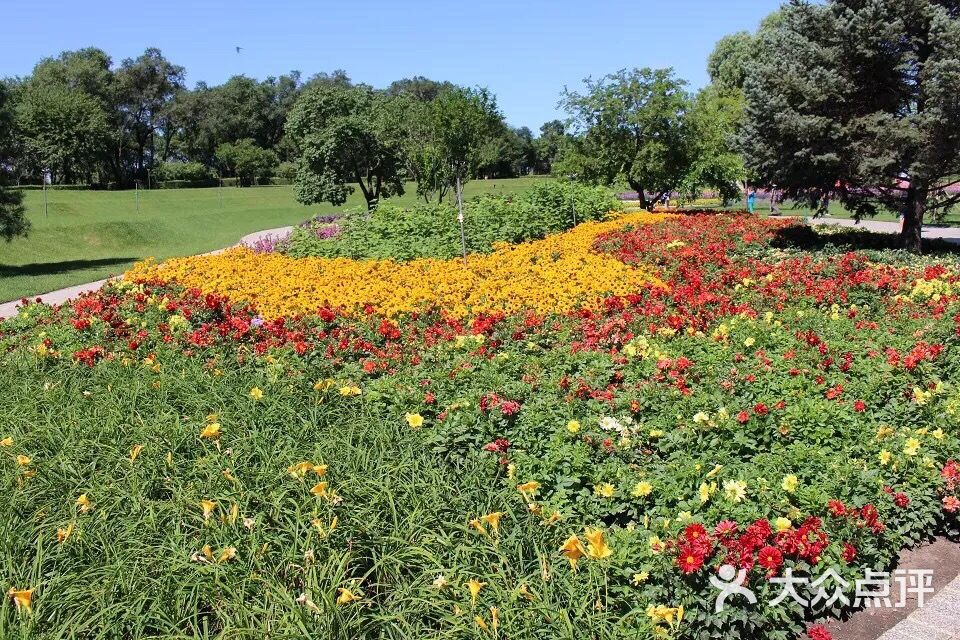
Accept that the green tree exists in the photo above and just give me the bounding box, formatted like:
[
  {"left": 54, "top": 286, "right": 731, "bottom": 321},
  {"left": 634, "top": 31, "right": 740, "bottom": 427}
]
[
  {"left": 682, "top": 86, "right": 746, "bottom": 203},
  {"left": 429, "top": 87, "right": 500, "bottom": 200},
  {"left": 0, "top": 82, "right": 28, "bottom": 241},
  {"left": 16, "top": 84, "right": 109, "bottom": 184},
  {"left": 115, "top": 48, "right": 185, "bottom": 176},
  {"left": 560, "top": 68, "right": 692, "bottom": 209},
  {"left": 742, "top": 0, "right": 960, "bottom": 251},
  {"left": 535, "top": 120, "right": 568, "bottom": 174},
  {"left": 286, "top": 84, "right": 406, "bottom": 211},
  {"left": 215, "top": 139, "right": 278, "bottom": 186},
  {"left": 707, "top": 32, "right": 758, "bottom": 95}
]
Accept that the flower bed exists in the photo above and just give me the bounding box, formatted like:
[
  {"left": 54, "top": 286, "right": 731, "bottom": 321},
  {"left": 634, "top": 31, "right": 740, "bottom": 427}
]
[{"left": 2, "top": 213, "right": 960, "bottom": 639}]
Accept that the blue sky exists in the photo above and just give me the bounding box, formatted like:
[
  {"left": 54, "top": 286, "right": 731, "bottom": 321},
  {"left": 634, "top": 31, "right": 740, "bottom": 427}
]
[{"left": 3, "top": 0, "right": 783, "bottom": 130}]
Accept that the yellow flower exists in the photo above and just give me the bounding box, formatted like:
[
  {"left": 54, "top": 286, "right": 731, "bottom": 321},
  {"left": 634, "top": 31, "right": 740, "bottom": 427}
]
[
  {"left": 698, "top": 482, "right": 717, "bottom": 504},
  {"left": 310, "top": 481, "right": 330, "bottom": 498},
  {"left": 217, "top": 547, "right": 237, "bottom": 563},
  {"left": 743, "top": 337, "right": 755, "bottom": 347},
  {"left": 632, "top": 571, "right": 649, "bottom": 585},
  {"left": 466, "top": 578, "right": 486, "bottom": 603},
  {"left": 705, "top": 464, "right": 724, "bottom": 478},
  {"left": 876, "top": 425, "right": 894, "bottom": 440},
  {"left": 584, "top": 528, "right": 613, "bottom": 560},
  {"left": 648, "top": 535, "right": 664, "bottom": 554},
  {"left": 336, "top": 587, "right": 361, "bottom": 605},
  {"left": 912, "top": 387, "right": 931, "bottom": 405},
  {"left": 339, "top": 385, "right": 362, "bottom": 396},
  {"left": 594, "top": 482, "right": 615, "bottom": 498},
  {"left": 781, "top": 474, "right": 799, "bottom": 493},
  {"left": 632, "top": 480, "right": 654, "bottom": 498},
  {"left": 432, "top": 574, "right": 449, "bottom": 589},
  {"left": 200, "top": 423, "right": 221, "bottom": 440},
  {"left": 647, "top": 604, "right": 684, "bottom": 630},
  {"left": 0, "top": 436, "right": 12, "bottom": 447},
  {"left": 405, "top": 412, "right": 424, "bottom": 428},
  {"left": 200, "top": 499, "right": 217, "bottom": 520},
  {"left": 311, "top": 516, "right": 338, "bottom": 538},
  {"left": 474, "top": 615, "right": 489, "bottom": 631},
  {"left": 566, "top": 420, "right": 581, "bottom": 433},
  {"left": 879, "top": 450, "right": 892, "bottom": 465},
  {"left": 932, "top": 428, "right": 945, "bottom": 440},
  {"left": 560, "top": 535, "right": 585, "bottom": 570},
  {"left": 7, "top": 588, "right": 33, "bottom": 615},
  {"left": 249, "top": 387, "right": 264, "bottom": 400},
  {"left": 129, "top": 444, "right": 144, "bottom": 462},
  {"left": 480, "top": 511, "right": 505, "bottom": 533},
  {"left": 313, "top": 378, "right": 334, "bottom": 392},
  {"left": 775, "top": 517, "right": 792, "bottom": 532},
  {"left": 56, "top": 522, "right": 74, "bottom": 544},
  {"left": 490, "top": 607, "right": 499, "bottom": 631},
  {"left": 16, "top": 454, "right": 31, "bottom": 466},
  {"left": 904, "top": 438, "right": 921, "bottom": 456},
  {"left": 516, "top": 481, "right": 540, "bottom": 496},
  {"left": 724, "top": 480, "right": 747, "bottom": 503},
  {"left": 76, "top": 494, "right": 93, "bottom": 513},
  {"left": 516, "top": 583, "right": 536, "bottom": 600}
]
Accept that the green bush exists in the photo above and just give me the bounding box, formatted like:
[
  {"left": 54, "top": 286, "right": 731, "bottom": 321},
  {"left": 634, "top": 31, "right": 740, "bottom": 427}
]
[
  {"left": 152, "top": 161, "right": 214, "bottom": 183},
  {"left": 285, "top": 181, "right": 618, "bottom": 260}
]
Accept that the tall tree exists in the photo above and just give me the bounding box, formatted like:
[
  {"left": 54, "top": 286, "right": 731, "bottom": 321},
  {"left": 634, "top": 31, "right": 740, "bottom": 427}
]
[
  {"left": 287, "top": 83, "right": 406, "bottom": 211},
  {"left": 16, "top": 84, "right": 109, "bottom": 183},
  {"left": 742, "top": 0, "right": 960, "bottom": 251},
  {"left": 115, "top": 48, "right": 185, "bottom": 177},
  {"left": 561, "top": 68, "right": 692, "bottom": 209},
  {"left": 0, "top": 82, "right": 28, "bottom": 241},
  {"left": 535, "top": 120, "right": 567, "bottom": 174},
  {"left": 429, "top": 87, "right": 500, "bottom": 201}
]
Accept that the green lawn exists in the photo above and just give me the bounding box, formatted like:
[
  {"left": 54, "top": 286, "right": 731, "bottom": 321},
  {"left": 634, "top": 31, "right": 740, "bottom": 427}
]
[{"left": 0, "top": 177, "right": 552, "bottom": 302}]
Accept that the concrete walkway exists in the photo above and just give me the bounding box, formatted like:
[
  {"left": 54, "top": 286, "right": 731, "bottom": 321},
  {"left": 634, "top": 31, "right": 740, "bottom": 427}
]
[
  {"left": 798, "top": 215, "right": 960, "bottom": 242},
  {"left": 0, "top": 225, "right": 294, "bottom": 318}
]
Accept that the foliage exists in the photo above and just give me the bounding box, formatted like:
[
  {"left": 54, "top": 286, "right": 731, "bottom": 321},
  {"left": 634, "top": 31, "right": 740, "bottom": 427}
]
[
  {"left": 14, "top": 84, "right": 109, "bottom": 184},
  {"left": 560, "top": 68, "right": 693, "bottom": 209},
  {"left": 741, "top": 0, "right": 960, "bottom": 252},
  {"left": 282, "top": 181, "right": 619, "bottom": 262},
  {"left": 681, "top": 86, "right": 746, "bottom": 203},
  {"left": 4, "top": 214, "right": 960, "bottom": 639},
  {"left": 152, "top": 161, "right": 213, "bottom": 183},
  {"left": 428, "top": 87, "right": 502, "bottom": 200},
  {"left": 0, "top": 83, "right": 27, "bottom": 241},
  {"left": 287, "top": 84, "right": 407, "bottom": 211},
  {"left": 215, "top": 139, "right": 278, "bottom": 186}
]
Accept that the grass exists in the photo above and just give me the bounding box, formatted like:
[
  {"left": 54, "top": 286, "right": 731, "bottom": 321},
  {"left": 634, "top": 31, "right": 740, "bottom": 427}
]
[{"left": 0, "top": 177, "right": 553, "bottom": 303}]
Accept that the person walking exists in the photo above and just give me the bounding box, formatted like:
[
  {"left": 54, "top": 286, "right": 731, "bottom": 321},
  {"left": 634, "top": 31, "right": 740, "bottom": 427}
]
[{"left": 747, "top": 189, "right": 757, "bottom": 214}]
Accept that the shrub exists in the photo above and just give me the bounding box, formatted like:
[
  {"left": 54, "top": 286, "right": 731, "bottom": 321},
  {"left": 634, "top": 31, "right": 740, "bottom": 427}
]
[
  {"left": 284, "top": 181, "right": 618, "bottom": 260},
  {"left": 152, "top": 161, "right": 214, "bottom": 183}
]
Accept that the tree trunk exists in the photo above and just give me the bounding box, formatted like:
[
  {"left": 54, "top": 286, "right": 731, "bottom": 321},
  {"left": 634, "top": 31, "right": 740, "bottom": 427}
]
[
  {"left": 901, "top": 185, "right": 926, "bottom": 254},
  {"left": 627, "top": 178, "right": 648, "bottom": 210}
]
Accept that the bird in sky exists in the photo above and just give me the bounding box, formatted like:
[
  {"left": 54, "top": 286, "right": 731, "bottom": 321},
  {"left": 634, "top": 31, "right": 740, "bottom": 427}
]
[{"left": 235, "top": 46, "right": 243, "bottom": 54}]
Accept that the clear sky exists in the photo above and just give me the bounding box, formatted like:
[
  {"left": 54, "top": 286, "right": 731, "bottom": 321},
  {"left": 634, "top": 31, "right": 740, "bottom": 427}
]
[{"left": 3, "top": 0, "right": 784, "bottom": 130}]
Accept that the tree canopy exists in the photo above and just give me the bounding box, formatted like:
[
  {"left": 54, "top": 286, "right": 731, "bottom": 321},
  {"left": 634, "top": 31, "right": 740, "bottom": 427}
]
[
  {"left": 286, "top": 84, "right": 407, "bottom": 210},
  {"left": 741, "top": 0, "right": 960, "bottom": 251},
  {"left": 0, "top": 82, "right": 28, "bottom": 241}
]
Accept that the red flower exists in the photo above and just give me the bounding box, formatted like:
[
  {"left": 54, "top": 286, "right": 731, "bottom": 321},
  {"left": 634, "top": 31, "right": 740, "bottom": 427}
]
[
  {"left": 893, "top": 492, "right": 910, "bottom": 508},
  {"left": 854, "top": 400, "right": 867, "bottom": 412},
  {"left": 736, "top": 410, "right": 750, "bottom": 423},
  {"left": 757, "top": 545, "right": 783, "bottom": 572},
  {"left": 676, "top": 545, "right": 705, "bottom": 574},
  {"left": 714, "top": 520, "right": 738, "bottom": 537},
  {"left": 808, "top": 625, "right": 832, "bottom": 640},
  {"left": 827, "top": 500, "right": 847, "bottom": 517},
  {"left": 842, "top": 542, "right": 857, "bottom": 563},
  {"left": 753, "top": 403, "right": 769, "bottom": 415},
  {"left": 943, "top": 496, "right": 960, "bottom": 513}
]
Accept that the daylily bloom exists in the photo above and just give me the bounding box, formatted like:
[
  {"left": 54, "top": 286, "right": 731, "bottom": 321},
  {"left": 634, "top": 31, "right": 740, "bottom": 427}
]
[
  {"left": 310, "top": 481, "right": 330, "bottom": 497},
  {"left": 76, "top": 494, "right": 93, "bottom": 513},
  {"left": 405, "top": 413, "right": 424, "bottom": 428},
  {"left": 16, "top": 455, "right": 31, "bottom": 466},
  {"left": 200, "top": 499, "right": 217, "bottom": 520},
  {"left": 217, "top": 547, "right": 237, "bottom": 563},
  {"left": 584, "top": 528, "right": 613, "bottom": 559},
  {"left": 516, "top": 481, "right": 540, "bottom": 496},
  {"left": 339, "top": 386, "right": 361, "bottom": 396},
  {"left": 129, "top": 444, "right": 144, "bottom": 462},
  {"left": 7, "top": 588, "right": 33, "bottom": 615},
  {"left": 466, "top": 578, "right": 486, "bottom": 603},
  {"left": 480, "top": 511, "right": 504, "bottom": 533},
  {"left": 0, "top": 436, "right": 12, "bottom": 447},
  {"left": 249, "top": 387, "right": 264, "bottom": 400},
  {"left": 560, "top": 534, "right": 585, "bottom": 570},
  {"left": 200, "top": 423, "right": 221, "bottom": 440},
  {"left": 56, "top": 522, "right": 74, "bottom": 543},
  {"left": 432, "top": 574, "right": 449, "bottom": 589},
  {"left": 336, "top": 587, "right": 361, "bottom": 605}
]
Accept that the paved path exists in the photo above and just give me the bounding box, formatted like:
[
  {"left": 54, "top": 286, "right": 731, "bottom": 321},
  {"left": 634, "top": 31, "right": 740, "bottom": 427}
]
[
  {"left": 0, "top": 225, "right": 294, "bottom": 318},
  {"left": 798, "top": 215, "right": 960, "bottom": 242}
]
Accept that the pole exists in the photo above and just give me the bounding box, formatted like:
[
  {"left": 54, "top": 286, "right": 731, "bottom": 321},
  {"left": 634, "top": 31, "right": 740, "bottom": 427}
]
[
  {"left": 43, "top": 182, "right": 48, "bottom": 218},
  {"left": 456, "top": 173, "right": 467, "bottom": 266},
  {"left": 571, "top": 196, "right": 577, "bottom": 227}
]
